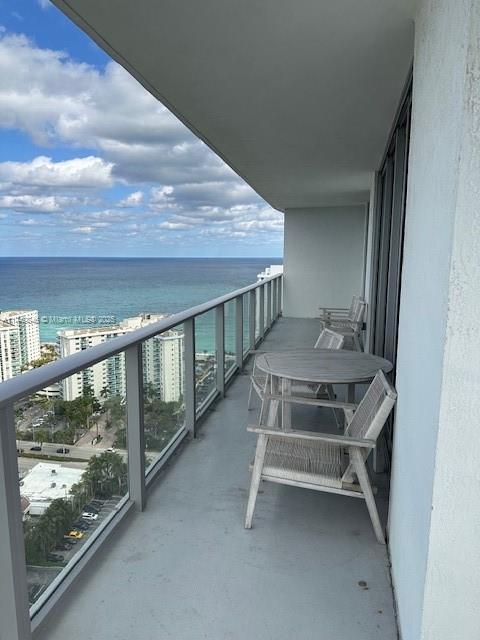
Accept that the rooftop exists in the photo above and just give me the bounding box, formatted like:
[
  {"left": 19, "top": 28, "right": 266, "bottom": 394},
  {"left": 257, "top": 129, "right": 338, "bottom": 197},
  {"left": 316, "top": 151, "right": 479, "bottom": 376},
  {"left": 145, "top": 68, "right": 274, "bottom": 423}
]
[
  {"left": 35, "top": 317, "right": 397, "bottom": 640},
  {"left": 20, "top": 463, "right": 84, "bottom": 506}
]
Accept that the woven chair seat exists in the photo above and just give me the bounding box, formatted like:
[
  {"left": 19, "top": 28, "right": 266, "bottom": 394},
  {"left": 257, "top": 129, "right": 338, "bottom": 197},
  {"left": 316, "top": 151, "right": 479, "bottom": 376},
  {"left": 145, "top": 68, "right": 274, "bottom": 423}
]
[
  {"left": 291, "top": 381, "right": 328, "bottom": 397},
  {"left": 262, "top": 435, "right": 344, "bottom": 488}
]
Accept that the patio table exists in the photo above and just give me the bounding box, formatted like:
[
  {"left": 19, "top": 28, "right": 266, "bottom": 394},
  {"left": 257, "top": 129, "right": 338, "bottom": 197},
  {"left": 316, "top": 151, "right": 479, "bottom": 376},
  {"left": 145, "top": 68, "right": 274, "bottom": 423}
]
[{"left": 255, "top": 348, "right": 393, "bottom": 429}]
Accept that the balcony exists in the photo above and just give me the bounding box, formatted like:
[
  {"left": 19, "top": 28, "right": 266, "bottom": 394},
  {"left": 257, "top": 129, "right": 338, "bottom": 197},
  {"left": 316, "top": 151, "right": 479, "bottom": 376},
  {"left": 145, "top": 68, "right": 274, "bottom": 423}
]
[
  {"left": 0, "top": 275, "right": 397, "bottom": 639},
  {"left": 34, "top": 319, "right": 394, "bottom": 639}
]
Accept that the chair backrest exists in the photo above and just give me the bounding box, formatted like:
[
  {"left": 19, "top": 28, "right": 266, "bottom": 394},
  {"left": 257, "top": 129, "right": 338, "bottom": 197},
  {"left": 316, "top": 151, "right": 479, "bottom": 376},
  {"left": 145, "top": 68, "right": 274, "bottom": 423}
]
[
  {"left": 347, "top": 295, "right": 358, "bottom": 317},
  {"left": 349, "top": 296, "right": 366, "bottom": 324},
  {"left": 314, "top": 328, "right": 345, "bottom": 350},
  {"left": 341, "top": 370, "right": 396, "bottom": 483},
  {"left": 345, "top": 370, "right": 397, "bottom": 442}
]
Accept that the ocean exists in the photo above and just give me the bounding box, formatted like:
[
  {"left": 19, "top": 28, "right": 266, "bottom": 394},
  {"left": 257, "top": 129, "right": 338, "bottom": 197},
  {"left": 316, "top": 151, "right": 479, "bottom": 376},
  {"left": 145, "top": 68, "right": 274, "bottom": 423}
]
[{"left": 0, "top": 257, "right": 280, "bottom": 350}]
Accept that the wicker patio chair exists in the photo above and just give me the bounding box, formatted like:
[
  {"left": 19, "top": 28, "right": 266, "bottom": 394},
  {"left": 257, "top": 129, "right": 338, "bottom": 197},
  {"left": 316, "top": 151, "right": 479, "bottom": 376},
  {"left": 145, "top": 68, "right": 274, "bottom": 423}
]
[
  {"left": 245, "top": 370, "right": 397, "bottom": 544},
  {"left": 319, "top": 296, "right": 366, "bottom": 351}
]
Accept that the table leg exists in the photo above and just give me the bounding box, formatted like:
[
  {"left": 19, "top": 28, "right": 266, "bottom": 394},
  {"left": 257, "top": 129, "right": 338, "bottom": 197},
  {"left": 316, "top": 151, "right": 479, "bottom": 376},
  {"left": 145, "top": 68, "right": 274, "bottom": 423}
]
[
  {"left": 282, "top": 377, "right": 292, "bottom": 431},
  {"left": 347, "top": 383, "right": 355, "bottom": 404}
]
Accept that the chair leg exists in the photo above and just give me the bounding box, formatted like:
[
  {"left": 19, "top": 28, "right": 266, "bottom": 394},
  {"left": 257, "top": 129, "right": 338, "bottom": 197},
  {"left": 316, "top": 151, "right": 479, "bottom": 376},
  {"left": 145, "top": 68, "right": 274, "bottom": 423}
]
[
  {"left": 350, "top": 448, "right": 385, "bottom": 544},
  {"left": 353, "top": 333, "right": 363, "bottom": 352},
  {"left": 247, "top": 380, "right": 254, "bottom": 410},
  {"left": 247, "top": 360, "right": 258, "bottom": 410},
  {"left": 245, "top": 434, "right": 268, "bottom": 529}
]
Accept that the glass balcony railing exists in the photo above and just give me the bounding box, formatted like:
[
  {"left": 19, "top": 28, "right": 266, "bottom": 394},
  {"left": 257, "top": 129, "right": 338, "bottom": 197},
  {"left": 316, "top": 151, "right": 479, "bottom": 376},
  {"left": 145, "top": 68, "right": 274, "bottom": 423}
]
[
  {"left": 0, "top": 273, "right": 282, "bottom": 640},
  {"left": 14, "top": 358, "right": 130, "bottom": 614}
]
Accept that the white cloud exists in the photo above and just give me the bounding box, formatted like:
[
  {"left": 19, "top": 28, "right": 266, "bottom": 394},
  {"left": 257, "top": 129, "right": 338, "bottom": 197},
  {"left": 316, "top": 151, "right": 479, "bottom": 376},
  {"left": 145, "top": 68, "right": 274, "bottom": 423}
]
[
  {"left": 72, "top": 226, "right": 94, "bottom": 234},
  {"left": 0, "top": 194, "right": 71, "bottom": 212},
  {"left": 158, "top": 221, "right": 191, "bottom": 230},
  {"left": 118, "top": 191, "right": 143, "bottom": 207},
  {"left": 0, "top": 156, "right": 113, "bottom": 189},
  {"left": 37, "top": 0, "right": 51, "bottom": 9}
]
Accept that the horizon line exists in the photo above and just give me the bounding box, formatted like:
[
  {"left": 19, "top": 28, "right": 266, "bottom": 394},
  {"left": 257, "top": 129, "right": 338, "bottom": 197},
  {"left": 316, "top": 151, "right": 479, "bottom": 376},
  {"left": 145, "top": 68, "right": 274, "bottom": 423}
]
[{"left": 1, "top": 255, "right": 283, "bottom": 260}]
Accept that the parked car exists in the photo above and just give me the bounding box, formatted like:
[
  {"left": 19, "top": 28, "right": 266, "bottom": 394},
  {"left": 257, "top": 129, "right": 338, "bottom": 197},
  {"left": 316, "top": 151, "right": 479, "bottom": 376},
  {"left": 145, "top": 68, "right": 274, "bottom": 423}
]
[
  {"left": 62, "top": 537, "right": 77, "bottom": 545},
  {"left": 56, "top": 447, "right": 70, "bottom": 454},
  {"left": 83, "top": 504, "right": 99, "bottom": 513},
  {"left": 30, "top": 445, "right": 41, "bottom": 451},
  {"left": 16, "top": 448, "right": 24, "bottom": 454},
  {"left": 47, "top": 553, "right": 64, "bottom": 563},
  {"left": 55, "top": 543, "right": 72, "bottom": 551},
  {"left": 105, "top": 447, "right": 116, "bottom": 453},
  {"left": 72, "top": 521, "right": 90, "bottom": 530},
  {"left": 82, "top": 512, "right": 98, "bottom": 521},
  {"left": 65, "top": 530, "right": 84, "bottom": 540}
]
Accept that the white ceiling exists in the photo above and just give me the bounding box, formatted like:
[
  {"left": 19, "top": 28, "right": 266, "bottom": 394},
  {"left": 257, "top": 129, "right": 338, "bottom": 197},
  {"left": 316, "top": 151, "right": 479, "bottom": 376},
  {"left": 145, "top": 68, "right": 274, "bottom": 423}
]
[{"left": 53, "top": 0, "right": 416, "bottom": 211}]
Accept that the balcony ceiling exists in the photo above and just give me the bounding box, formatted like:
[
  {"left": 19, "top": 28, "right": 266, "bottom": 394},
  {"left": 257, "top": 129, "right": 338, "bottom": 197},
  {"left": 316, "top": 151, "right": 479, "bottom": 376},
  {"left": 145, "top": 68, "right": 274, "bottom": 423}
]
[{"left": 53, "top": 0, "right": 416, "bottom": 210}]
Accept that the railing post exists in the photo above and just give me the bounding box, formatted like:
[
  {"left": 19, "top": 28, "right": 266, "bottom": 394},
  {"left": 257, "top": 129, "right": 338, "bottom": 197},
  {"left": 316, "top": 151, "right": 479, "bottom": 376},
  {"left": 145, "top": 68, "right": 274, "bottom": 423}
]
[
  {"left": 215, "top": 305, "right": 225, "bottom": 396},
  {"left": 125, "top": 344, "right": 146, "bottom": 511},
  {"left": 272, "top": 278, "right": 278, "bottom": 321},
  {"left": 249, "top": 289, "right": 256, "bottom": 351},
  {"left": 0, "top": 403, "right": 32, "bottom": 640},
  {"left": 278, "top": 276, "right": 283, "bottom": 315},
  {"left": 184, "top": 317, "right": 196, "bottom": 437},
  {"left": 235, "top": 295, "right": 244, "bottom": 370},
  {"left": 259, "top": 284, "right": 265, "bottom": 340},
  {"left": 266, "top": 281, "right": 272, "bottom": 329}
]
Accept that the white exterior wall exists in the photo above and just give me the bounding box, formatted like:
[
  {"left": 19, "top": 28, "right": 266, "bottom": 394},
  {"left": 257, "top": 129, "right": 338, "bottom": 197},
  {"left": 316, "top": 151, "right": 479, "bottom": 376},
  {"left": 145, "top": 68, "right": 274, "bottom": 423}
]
[
  {"left": 0, "top": 324, "right": 19, "bottom": 381},
  {"left": 143, "top": 331, "right": 184, "bottom": 403},
  {"left": 283, "top": 206, "right": 367, "bottom": 318},
  {"left": 0, "top": 310, "right": 41, "bottom": 381},
  {"left": 60, "top": 318, "right": 184, "bottom": 403},
  {"left": 389, "top": 1, "right": 480, "bottom": 639}
]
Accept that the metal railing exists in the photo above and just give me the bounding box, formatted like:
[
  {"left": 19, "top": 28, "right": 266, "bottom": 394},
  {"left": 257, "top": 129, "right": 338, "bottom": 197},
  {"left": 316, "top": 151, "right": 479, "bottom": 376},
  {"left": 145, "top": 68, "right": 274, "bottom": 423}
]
[{"left": 0, "top": 273, "right": 283, "bottom": 639}]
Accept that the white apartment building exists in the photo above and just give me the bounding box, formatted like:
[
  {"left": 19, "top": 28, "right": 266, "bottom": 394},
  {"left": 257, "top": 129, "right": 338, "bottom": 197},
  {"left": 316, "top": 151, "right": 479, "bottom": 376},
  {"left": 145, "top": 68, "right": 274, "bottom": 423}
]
[
  {"left": 58, "top": 314, "right": 184, "bottom": 403},
  {"left": 0, "top": 310, "right": 41, "bottom": 382}
]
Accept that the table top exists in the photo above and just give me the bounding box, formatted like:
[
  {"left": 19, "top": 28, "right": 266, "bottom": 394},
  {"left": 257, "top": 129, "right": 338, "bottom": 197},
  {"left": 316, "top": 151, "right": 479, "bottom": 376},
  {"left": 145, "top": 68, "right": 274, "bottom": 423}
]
[{"left": 255, "top": 349, "right": 393, "bottom": 384}]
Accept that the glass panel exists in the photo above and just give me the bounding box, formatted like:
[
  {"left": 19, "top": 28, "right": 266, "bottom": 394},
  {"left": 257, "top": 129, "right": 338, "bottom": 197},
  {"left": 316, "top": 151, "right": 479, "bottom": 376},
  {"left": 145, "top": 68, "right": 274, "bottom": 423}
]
[
  {"left": 224, "top": 301, "right": 236, "bottom": 374},
  {"left": 15, "top": 356, "right": 129, "bottom": 610},
  {"left": 195, "top": 310, "right": 217, "bottom": 411},
  {"left": 141, "top": 325, "right": 185, "bottom": 474},
  {"left": 243, "top": 293, "right": 250, "bottom": 356}
]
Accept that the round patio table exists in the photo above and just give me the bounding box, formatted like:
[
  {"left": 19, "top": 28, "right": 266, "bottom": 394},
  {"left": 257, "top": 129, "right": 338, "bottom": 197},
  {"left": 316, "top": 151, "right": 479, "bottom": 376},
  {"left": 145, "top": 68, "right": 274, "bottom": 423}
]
[{"left": 255, "top": 348, "right": 393, "bottom": 428}]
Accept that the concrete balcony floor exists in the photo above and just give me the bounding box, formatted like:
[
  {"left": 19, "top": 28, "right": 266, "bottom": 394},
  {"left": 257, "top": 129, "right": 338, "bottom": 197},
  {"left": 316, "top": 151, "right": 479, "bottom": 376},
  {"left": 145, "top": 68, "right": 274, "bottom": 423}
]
[{"left": 36, "top": 317, "right": 397, "bottom": 640}]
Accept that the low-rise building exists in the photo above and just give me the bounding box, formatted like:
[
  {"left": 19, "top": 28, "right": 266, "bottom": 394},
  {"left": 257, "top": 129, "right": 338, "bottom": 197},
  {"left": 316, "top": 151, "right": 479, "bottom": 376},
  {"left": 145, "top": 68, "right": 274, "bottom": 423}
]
[{"left": 19, "top": 463, "right": 84, "bottom": 517}]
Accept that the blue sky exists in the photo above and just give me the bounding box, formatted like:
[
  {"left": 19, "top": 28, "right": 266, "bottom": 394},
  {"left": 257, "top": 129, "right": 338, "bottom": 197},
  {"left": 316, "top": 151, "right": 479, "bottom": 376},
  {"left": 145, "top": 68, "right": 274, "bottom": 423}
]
[{"left": 0, "top": 0, "right": 283, "bottom": 257}]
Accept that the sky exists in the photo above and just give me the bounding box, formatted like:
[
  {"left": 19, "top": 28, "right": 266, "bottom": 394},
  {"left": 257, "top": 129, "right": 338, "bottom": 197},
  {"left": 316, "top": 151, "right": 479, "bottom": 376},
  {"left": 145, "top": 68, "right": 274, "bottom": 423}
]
[{"left": 0, "top": 0, "right": 283, "bottom": 258}]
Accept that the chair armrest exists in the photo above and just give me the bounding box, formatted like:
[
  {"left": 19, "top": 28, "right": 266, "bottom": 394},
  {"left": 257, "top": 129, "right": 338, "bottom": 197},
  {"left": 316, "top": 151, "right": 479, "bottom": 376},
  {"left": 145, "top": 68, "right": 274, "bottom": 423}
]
[
  {"left": 264, "top": 393, "right": 358, "bottom": 411},
  {"left": 247, "top": 425, "right": 375, "bottom": 449},
  {"left": 318, "top": 306, "right": 350, "bottom": 312}
]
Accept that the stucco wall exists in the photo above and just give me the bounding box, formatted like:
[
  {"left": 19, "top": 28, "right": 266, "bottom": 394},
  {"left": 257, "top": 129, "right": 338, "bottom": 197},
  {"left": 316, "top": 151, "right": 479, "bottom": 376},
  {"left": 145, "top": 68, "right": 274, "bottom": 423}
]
[
  {"left": 388, "top": 1, "right": 477, "bottom": 639},
  {"left": 283, "top": 206, "right": 367, "bottom": 318}
]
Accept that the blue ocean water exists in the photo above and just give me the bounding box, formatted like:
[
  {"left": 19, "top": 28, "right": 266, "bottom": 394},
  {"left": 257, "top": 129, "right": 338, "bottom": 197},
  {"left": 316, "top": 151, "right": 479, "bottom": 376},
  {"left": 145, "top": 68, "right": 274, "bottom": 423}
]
[{"left": 0, "top": 257, "right": 280, "bottom": 349}]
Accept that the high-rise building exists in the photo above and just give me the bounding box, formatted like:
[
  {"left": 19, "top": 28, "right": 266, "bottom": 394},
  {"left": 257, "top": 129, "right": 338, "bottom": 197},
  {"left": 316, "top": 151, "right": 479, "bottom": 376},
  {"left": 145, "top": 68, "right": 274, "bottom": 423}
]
[
  {"left": 0, "top": 310, "right": 41, "bottom": 382},
  {"left": 58, "top": 314, "right": 184, "bottom": 403}
]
